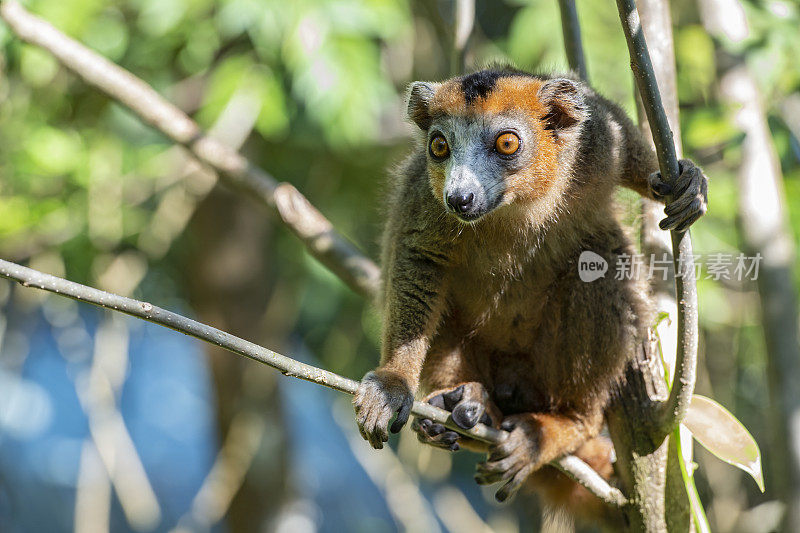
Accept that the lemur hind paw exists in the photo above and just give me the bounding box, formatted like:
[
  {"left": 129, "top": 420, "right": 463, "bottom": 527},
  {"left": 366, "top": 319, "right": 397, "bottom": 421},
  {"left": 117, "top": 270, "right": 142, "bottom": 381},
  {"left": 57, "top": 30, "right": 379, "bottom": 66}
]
[
  {"left": 354, "top": 369, "right": 413, "bottom": 449},
  {"left": 475, "top": 415, "right": 540, "bottom": 502},
  {"left": 648, "top": 158, "right": 708, "bottom": 233},
  {"left": 411, "top": 383, "right": 493, "bottom": 452}
]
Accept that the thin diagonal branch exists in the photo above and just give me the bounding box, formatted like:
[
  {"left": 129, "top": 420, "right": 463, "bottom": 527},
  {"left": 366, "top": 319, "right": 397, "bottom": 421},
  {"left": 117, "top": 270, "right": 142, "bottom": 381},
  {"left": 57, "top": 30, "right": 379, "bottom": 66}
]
[
  {"left": 0, "top": 0, "right": 380, "bottom": 300},
  {"left": 615, "top": 0, "right": 699, "bottom": 440},
  {"left": 0, "top": 259, "right": 627, "bottom": 508}
]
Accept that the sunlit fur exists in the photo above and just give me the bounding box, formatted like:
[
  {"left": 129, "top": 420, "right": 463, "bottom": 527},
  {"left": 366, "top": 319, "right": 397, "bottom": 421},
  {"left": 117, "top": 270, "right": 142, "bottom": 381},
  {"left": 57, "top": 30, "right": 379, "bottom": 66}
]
[{"left": 355, "top": 66, "right": 707, "bottom": 525}]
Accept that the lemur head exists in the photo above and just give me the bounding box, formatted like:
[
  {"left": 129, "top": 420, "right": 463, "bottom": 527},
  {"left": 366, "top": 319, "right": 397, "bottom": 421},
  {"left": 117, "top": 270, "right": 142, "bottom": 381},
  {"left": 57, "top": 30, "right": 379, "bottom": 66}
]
[{"left": 407, "top": 68, "right": 588, "bottom": 223}]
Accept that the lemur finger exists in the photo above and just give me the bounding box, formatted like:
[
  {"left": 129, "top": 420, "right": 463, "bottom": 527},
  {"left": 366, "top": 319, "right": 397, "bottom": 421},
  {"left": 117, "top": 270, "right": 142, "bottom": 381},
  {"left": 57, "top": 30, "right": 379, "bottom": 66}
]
[
  {"left": 357, "top": 422, "right": 369, "bottom": 442},
  {"left": 365, "top": 404, "right": 392, "bottom": 448},
  {"left": 659, "top": 197, "right": 703, "bottom": 231},
  {"left": 365, "top": 421, "right": 386, "bottom": 449},
  {"left": 364, "top": 415, "right": 384, "bottom": 449},
  {"left": 495, "top": 464, "right": 535, "bottom": 502},
  {"left": 475, "top": 462, "right": 519, "bottom": 485},
  {"left": 476, "top": 454, "right": 523, "bottom": 478},
  {"left": 413, "top": 419, "right": 460, "bottom": 450},
  {"left": 488, "top": 441, "right": 515, "bottom": 462},
  {"left": 474, "top": 466, "right": 516, "bottom": 486},
  {"left": 411, "top": 417, "right": 431, "bottom": 433},
  {"left": 419, "top": 432, "right": 460, "bottom": 451},
  {"left": 390, "top": 394, "right": 414, "bottom": 433},
  {"left": 427, "top": 423, "right": 446, "bottom": 436},
  {"left": 475, "top": 454, "right": 524, "bottom": 486},
  {"left": 663, "top": 178, "right": 701, "bottom": 217},
  {"left": 674, "top": 208, "right": 706, "bottom": 234}
]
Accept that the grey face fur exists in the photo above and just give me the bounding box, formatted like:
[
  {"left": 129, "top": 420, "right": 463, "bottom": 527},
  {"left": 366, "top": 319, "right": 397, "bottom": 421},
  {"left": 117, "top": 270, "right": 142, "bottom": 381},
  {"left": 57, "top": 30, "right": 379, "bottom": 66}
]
[{"left": 428, "top": 112, "right": 535, "bottom": 223}]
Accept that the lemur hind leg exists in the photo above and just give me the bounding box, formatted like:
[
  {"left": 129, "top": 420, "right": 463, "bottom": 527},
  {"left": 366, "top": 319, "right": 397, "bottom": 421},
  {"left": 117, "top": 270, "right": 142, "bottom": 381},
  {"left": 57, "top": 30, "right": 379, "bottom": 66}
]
[{"left": 475, "top": 408, "right": 604, "bottom": 502}]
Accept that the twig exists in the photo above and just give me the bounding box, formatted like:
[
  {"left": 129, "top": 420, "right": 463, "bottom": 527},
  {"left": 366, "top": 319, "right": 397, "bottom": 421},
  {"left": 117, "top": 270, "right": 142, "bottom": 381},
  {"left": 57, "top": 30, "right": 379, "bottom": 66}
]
[
  {"left": 0, "top": 0, "right": 380, "bottom": 300},
  {"left": 557, "top": 0, "right": 588, "bottom": 81},
  {"left": 615, "top": 0, "right": 699, "bottom": 439},
  {"left": 0, "top": 259, "right": 627, "bottom": 507}
]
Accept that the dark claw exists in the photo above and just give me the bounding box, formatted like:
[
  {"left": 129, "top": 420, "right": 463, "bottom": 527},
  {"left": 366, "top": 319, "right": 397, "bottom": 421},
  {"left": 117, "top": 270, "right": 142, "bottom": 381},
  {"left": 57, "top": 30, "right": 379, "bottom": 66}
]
[
  {"left": 495, "top": 464, "right": 533, "bottom": 503},
  {"left": 495, "top": 486, "right": 512, "bottom": 502},
  {"left": 390, "top": 394, "right": 414, "bottom": 433},
  {"left": 500, "top": 419, "right": 516, "bottom": 431}
]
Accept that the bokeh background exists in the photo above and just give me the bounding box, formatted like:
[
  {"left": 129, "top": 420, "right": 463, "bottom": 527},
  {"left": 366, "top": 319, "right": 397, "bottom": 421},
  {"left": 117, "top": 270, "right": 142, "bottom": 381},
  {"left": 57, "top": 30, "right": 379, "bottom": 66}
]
[{"left": 1, "top": 0, "right": 799, "bottom": 531}]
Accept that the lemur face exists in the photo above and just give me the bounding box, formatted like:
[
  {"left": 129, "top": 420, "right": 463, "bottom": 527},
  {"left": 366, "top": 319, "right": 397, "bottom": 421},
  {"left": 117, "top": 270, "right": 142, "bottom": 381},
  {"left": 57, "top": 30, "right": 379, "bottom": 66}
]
[
  {"left": 407, "top": 69, "right": 587, "bottom": 224},
  {"left": 425, "top": 111, "right": 535, "bottom": 222}
]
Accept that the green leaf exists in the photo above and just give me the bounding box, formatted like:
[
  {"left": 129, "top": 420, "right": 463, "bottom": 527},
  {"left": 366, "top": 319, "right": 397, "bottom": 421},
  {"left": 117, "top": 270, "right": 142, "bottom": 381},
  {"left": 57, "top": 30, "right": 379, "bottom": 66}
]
[{"left": 684, "top": 395, "right": 765, "bottom": 492}]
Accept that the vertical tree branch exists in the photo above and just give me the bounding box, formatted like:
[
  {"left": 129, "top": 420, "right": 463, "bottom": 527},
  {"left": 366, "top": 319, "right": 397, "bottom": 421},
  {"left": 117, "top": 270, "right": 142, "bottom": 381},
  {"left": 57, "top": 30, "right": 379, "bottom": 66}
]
[
  {"left": 615, "top": 0, "right": 699, "bottom": 441},
  {"left": 557, "top": 0, "right": 588, "bottom": 81}
]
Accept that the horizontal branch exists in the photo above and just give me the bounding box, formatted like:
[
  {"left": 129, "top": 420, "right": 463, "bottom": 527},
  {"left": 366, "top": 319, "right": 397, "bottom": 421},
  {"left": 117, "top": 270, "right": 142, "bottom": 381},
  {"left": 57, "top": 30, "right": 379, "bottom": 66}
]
[
  {"left": 0, "top": 0, "right": 380, "bottom": 300},
  {"left": 0, "top": 259, "right": 626, "bottom": 507}
]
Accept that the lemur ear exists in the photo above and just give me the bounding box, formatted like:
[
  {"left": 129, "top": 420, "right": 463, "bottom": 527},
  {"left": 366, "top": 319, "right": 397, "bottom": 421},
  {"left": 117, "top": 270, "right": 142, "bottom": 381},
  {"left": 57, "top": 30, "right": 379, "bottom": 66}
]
[
  {"left": 407, "top": 81, "right": 439, "bottom": 130},
  {"left": 537, "top": 78, "right": 588, "bottom": 134}
]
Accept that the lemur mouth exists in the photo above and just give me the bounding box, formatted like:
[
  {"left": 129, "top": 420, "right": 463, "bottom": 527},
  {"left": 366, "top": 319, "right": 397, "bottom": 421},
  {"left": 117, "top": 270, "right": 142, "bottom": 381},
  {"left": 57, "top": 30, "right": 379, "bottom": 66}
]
[{"left": 451, "top": 210, "right": 484, "bottom": 223}]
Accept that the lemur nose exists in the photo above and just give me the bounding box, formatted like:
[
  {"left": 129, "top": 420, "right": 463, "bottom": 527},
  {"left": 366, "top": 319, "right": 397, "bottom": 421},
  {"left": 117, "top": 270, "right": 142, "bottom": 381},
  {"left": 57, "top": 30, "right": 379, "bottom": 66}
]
[{"left": 447, "top": 192, "right": 474, "bottom": 213}]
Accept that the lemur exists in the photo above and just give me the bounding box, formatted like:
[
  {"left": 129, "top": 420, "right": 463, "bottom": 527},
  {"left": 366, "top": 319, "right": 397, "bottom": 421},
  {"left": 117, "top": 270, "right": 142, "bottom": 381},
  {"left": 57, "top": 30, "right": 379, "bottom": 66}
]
[{"left": 353, "top": 67, "right": 708, "bottom": 515}]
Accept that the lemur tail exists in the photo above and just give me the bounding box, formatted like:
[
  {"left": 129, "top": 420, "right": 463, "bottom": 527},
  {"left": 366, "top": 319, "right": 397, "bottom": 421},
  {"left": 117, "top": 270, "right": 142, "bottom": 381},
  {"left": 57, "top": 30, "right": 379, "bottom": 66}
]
[{"left": 528, "top": 436, "right": 625, "bottom": 529}]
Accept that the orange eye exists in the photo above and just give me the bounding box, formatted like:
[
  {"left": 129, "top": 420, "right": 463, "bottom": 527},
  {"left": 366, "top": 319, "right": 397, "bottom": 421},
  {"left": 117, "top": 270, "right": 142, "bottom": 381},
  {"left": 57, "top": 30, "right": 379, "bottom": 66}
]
[
  {"left": 429, "top": 135, "right": 450, "bottom": 159},
  {"left": 495, "top": 132, "right": 520, "bottom": 155}
]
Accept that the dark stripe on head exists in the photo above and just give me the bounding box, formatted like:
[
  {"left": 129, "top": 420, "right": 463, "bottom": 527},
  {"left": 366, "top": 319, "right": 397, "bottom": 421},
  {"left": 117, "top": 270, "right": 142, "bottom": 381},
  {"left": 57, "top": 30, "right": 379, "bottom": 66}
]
[{"left": 461, "top": 69, "right": 506, "bottom": 105}]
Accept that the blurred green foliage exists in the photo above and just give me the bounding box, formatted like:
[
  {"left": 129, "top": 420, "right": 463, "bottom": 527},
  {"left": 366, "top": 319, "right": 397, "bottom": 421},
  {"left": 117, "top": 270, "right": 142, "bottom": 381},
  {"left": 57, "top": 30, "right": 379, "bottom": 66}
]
[{"left": 1, "top": 0, "right": 800, "bottom": 529}]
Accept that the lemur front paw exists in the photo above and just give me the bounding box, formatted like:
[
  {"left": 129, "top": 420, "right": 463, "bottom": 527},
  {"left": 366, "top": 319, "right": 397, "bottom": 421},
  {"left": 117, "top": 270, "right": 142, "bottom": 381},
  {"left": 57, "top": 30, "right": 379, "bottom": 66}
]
[
  {"left": 354, "top": 369, "right": 414, "bottom": 449},
  {"left": 411, "top": 383, "right": 494, "bottom": 452},
  {"left": 475, "top": 415, "right": 540, "bottom": 502},
  {"left": 648, "top": 158, "right": 708, "bottom": 233}
]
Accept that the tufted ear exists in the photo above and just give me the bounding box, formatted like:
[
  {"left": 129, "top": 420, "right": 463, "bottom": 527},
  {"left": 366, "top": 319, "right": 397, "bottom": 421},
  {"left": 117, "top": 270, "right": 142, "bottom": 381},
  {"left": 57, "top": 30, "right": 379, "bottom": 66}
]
[
  {"left": 407, "top": 81, "right": 439, "bottom": 130},
  {"left": 537, "top": 78, "right": 588, "bottom": 135}
]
